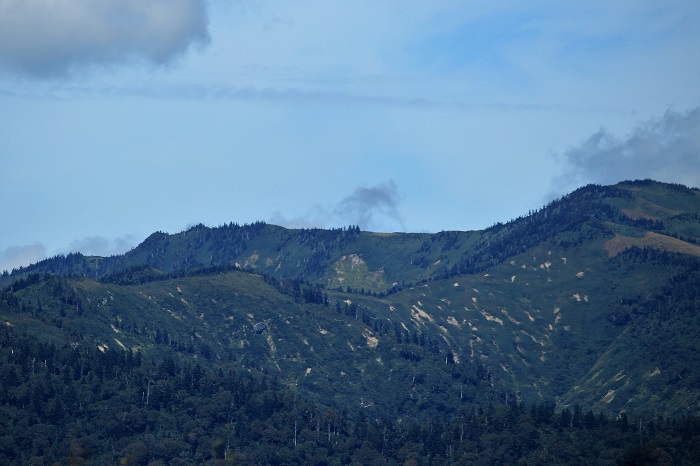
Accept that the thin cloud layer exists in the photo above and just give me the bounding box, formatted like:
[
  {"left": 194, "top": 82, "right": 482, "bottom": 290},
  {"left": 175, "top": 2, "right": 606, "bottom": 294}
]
[
  {"left": 0, "top": 0, "right": 209, "bottom": 77},
  {"left": 60, "top": 235, "right": 138, "bottom": 257},
  {"left": 0, "top": 243, "right": 47, "bottom": 273},
  {"left": 270, "top": 180, "right": 406, "bottom": 232},
  {"left": 550, "top": 107, "right": 700, "bottom": 197},
  {"left": 0, "top": 235, "right": 138, "bottom": 272}
]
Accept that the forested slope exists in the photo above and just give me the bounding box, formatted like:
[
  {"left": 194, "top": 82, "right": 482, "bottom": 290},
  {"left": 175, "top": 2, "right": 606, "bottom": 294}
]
[
  {"left": 1, "top": 179, "right": 699, "bottom": 464},
  {"left": 1, "top": 327, "right": 699, "bottom": 465}
]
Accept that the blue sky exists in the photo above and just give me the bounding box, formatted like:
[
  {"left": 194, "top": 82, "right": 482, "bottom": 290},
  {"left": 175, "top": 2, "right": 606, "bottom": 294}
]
[{"left": 1, "top": 0, "right": 699, "bottom": 272}]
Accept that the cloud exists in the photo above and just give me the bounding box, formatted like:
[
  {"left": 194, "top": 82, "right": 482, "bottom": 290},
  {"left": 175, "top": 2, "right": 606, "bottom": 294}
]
[
  {"left": 550, "top": 106, "right": 700, "bottom": 197},
  {"left": 0, "top": 243, "right": 47, "bottom": 273},
  {"left": 0, "top": 0, "right": 209, "bottom": 77},
  {"left": 269, "top": 206, "right": 330, "bottom": 231},
  {"left": 59, "top": 235, "right": 139, "bottom": 257},
  {"left": 270, "top": 180, "right": 406, "bottom": 232},
  {"left": 334, "top": 181, "right": 406, "bottom": 231},
  {"left": 0, "top": 235, "right": 139, "bottom": 273}
]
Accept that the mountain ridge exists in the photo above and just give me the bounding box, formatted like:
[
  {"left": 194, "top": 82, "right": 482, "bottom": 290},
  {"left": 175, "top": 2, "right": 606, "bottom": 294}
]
[
  {"left": 1, "top": 179, "right": 699, "bottom": 422},
  {"left": 1, "top": 179, "right": 700, "bottom": 463},
  {"left": 5, "top": 179, "right": 698, "bottom": 291}
]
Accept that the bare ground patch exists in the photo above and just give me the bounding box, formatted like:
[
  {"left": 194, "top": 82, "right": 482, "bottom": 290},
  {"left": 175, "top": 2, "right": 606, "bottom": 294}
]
[{"left": 605, "top": 232, "right": 700, "bottom": 257}]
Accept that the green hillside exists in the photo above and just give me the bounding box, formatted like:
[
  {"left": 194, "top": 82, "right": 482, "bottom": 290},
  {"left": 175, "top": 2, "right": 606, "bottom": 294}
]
[
  {"left": 1, "top": 179, "right": 699, "bottom": 464},
  {"left": 2, "top": 179, "right": 699, "bottom": 416}
]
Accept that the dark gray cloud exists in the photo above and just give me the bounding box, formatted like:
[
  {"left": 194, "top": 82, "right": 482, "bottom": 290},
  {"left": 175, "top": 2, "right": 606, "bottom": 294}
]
[
  {"left": 334, "top": 180, "right": 406, "bottom": 231},
  {"left": 270, "top": 180, "right": 406, "bottom": 232},
  {"left": 550, "top": 106, "right": 700, "bottom": 197},
  {"left": 0, "top": 0, "right": 209, "bottom": 78},
  {"left": 0, "top": 243, "right": 47, "bottom": 272}
]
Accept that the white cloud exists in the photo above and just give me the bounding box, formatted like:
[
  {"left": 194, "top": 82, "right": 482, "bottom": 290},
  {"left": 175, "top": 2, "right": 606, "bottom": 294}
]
[
  {"left": 0, "top": 0, "right": 209, "bottom": 77},
  {"left": 550, "top": 106, "right": 700, "bottom": 197},
  {"left": 0, "top": 243, "right": 47, "bottom": 272}
]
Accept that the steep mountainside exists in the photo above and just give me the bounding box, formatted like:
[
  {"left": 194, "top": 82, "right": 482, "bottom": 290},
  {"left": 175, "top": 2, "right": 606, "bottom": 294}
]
[{"left": 1, "top": 180, "right": 699, "bottom": 423}]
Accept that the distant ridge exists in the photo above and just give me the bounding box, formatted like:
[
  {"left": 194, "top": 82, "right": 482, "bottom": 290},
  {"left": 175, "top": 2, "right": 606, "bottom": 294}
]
[{"left": 4, "top": 179, "right": 699, "bottom": 292}]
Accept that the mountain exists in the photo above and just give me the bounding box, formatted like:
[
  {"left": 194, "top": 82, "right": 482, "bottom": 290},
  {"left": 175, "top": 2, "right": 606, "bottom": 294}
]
[
  {"left": 6, "top": 180, "right": 700, "bottom": 291},
  {"left": 1, "top": 179, "right": 699, "bottom": 463}
]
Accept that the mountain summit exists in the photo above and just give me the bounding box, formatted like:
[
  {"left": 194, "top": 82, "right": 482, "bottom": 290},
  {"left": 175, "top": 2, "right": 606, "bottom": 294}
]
[{"left": 1, "top": 179, "right": 699, "bottom": 463}]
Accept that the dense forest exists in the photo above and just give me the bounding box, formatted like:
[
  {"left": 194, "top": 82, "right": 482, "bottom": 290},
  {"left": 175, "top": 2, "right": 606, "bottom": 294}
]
[{"left": 1, "top": 327, "right": 699, "bottom": 465}]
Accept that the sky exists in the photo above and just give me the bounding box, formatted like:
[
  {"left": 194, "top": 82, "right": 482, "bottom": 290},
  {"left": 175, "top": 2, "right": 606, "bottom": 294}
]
[{"left": 1, "top": 0, "right": 699, "bottom": 272}]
